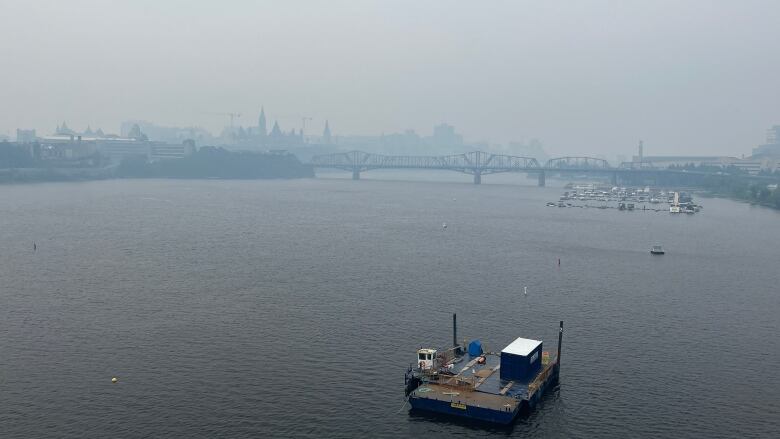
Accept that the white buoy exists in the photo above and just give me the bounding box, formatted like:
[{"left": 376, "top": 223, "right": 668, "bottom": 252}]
[
  {"left": 524, "top": 286, "right": 527, "bottom": 295},
  {"left": 442, "top": 222, "right": 447, "bottom": 229},
  {"left": 111, "top": 377, "right": 118, "bottom": 383}
]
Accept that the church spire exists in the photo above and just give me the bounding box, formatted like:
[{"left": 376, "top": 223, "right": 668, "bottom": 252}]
[
  {"left": 258, "top": 106, "right": 267, "bottom": 137},
  {"left": 270, "top": 120, "right": 282, "bottom": 137},
  {"left": 323, "top": 120, "right": 332, "bottom": 144}
]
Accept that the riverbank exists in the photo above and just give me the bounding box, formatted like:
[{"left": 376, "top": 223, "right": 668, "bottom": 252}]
[
  {"left": 0, "top": 166, "right": 114, "bottom": 183},
  {"left": 0, "top": 147, "right": 314, "bottom": 184},
  {"left": 696, "top": 174, "right": 780, "bottom": 209},
  {"left": 699, "top": 190, "right": 780, "bottom": 210}
]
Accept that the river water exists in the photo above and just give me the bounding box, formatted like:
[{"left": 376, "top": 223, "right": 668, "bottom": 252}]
[{"left": 1, "top": 175, "right": 778, "bottom": 438}]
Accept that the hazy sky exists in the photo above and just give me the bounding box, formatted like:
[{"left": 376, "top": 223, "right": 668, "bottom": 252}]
[{"left": 2, "top": 0, "right": 779, "bottom": 157}]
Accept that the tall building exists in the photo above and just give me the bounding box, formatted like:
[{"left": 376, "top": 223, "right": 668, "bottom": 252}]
[
  {"left": 322, "top": 120, "right": 332, "bottom": 144},
  {"left": 16, "top": 129, "right": 37, "bottom": 143},
  {"left": 270, "top": 121, "right": 282, "bottom": 138},
  {"left": 752, "top": 125, "right": 780, "bottom": 158},
  {"left": 258, "top": 107, "right": 267, "bottom": 138},
  {"left": 431, "top": 123, "right": 463, "bottom": 148},
  {"left": 55, "top": 122, "right": 76, "bottom": 136},
  {"left": 638, "top": 140, "right": 644, "bottom": 162}
]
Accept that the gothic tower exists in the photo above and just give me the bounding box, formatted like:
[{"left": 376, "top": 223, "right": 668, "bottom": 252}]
[
  {"left": 258, "top": 107, "right": 267, "bottom": 138},
  {"left": 322, "top": 120, "right": 332, "bottom": 144}
]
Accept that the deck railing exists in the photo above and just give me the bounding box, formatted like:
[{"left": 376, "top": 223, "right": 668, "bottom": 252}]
[
  {"left": 527, "top": 356, "right": 557, "bottom": 399},
  {"left": 422, "top": 370, "right": 477, "bottom": 388}
]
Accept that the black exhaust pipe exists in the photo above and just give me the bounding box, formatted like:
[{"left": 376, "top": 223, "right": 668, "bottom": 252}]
[
  {"left": 557, "top": 320, "right": 563, "bottom": 367},
  {"left": 453, "top": 313, "right": 457, "bottom": 348}
]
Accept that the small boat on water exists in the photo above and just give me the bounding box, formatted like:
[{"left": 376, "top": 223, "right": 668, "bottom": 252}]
[
  {"left": 670, "top": 192, "right": 681, "bottom": 213},
  {"left": 650, "top": 245, "right": 665, "bottom": 255},
  {"left": 404, "top": 315, "right": 562, "bottom": 425}
]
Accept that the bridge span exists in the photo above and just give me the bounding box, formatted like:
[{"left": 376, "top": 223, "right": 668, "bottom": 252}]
[{"left": 308, "top": 150, "right": 636, "bottom": 186}]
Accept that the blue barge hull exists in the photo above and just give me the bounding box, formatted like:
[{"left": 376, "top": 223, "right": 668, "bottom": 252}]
[
  {"left": 409, "top": 396, "right": 519, "bottom": 424},
  {"left": 405, "top": 319, "right": 563, "bottom": 425},
  {"left": 408, "top": 363, "right": 558, "bottom": 424}
]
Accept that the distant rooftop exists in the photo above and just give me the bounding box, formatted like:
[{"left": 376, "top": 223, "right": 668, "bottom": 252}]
[{"left": 38, "top": 135, "right": 139, "bottom": 142}]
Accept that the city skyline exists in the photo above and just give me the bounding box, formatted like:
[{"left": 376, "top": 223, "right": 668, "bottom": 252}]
[{"left": 2, "top": 1, "right": 780, "bottom": 157}]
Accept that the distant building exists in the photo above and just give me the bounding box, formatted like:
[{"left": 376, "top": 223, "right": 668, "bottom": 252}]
[
  {"left": 640, "top": 156, "right": 739, "bottom": 168},
  {"left": 16, "top": 129, "right": 36, "bottom": 143},
  {"left": 258, "top": 107, "right": 267, "bottom": 139},
  {"left": 37, "top": 136, "right": 98, "bottom": 162},
  {"left": 752, "top": 125, "right": 780, "bottom": 158},
  {"left": 264, "top": 120, "right": 304, "bottom": 148},
  {"left": 38, "top": 120, "right": 193, "bottom": 162},
  {"left": 506, "top": 139, "right": 548, "bottom": 162},
  {"left": 120, "top": 120, "right": 214, "bottom": 146},
  {"left": 337, "top": 123, "right": 469, "bottom": 155},
  {"left": 55, "top": 122, "right": 77, "bottom": 136},
  {"left": 731, "top": 157, "right": 780, "bottom": 174},
  {"left": 216, "top": 107, "right": 310, "bottom": 149},
  {"left": 380, "top": 129, "right": 422, "bottom": 154},
  {"left": 322, "top": 120, "right": 332, "bottom": 144},
  {"left": 431, "top": 123, "right": 463, "bottom": 148}
]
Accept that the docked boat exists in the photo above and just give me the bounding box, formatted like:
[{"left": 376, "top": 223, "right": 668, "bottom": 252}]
[
  {"left": 669, "top": 192, "right": 681, "bottom": 213},
  {"left": 650, "top": 245, "right": 665, "bottom": 255},
  {"left": 404, "top": 315, "right": 562, "bottom": 425}
]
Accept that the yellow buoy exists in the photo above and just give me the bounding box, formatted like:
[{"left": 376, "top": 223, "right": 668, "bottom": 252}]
[{"left": 111, "top": 377, "right": 118, "bottom": 383}]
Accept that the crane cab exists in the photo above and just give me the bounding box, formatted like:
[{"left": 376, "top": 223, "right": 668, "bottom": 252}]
[{"left": 417, "top": 348, "right": 437, "bottom": 370}]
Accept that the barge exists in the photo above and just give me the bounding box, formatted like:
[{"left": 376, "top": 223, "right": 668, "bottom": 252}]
[{"left": 404, "top": 315, "right": 562, "bottom": 424}]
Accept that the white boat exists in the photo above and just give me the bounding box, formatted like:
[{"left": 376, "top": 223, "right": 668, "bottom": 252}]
[{"left": 670, "top": 192, "right": 681, "bottom": 213}]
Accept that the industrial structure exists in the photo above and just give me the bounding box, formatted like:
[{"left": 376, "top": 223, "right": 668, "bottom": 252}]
[{"left": 308, "top": 150, "right": 707, "bottom": 186}]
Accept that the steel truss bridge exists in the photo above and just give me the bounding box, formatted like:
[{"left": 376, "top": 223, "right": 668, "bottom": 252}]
[{"left": 309, "top": 150, "right": 635, "bottom": 185}]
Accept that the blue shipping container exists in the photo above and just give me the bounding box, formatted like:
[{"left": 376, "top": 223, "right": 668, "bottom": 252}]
[{"left": 499, "top": 337, "right": 543, "bottom": 382}]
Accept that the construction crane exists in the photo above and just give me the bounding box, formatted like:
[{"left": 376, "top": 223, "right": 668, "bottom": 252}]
[
  {"left": 224, "top": 112, "right": 242, "bottom": 128},
  {"left": 205, "top": 112, "right": 242, "bottom": 128},
  {"left": 272, "top": 113, "right": 314, "bottom": 133},
  {"left": 301, "top": 116, "right": 313, "bottom": 134}
]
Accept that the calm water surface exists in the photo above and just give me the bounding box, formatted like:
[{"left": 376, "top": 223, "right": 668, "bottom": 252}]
[{"left": 1, "top": 177, "right": 778, "bottom": 438}]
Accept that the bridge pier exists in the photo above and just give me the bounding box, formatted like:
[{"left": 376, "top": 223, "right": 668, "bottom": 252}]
[
  {"left": 352, "top": 169, "right": 360, "bottom": 180},
  {"left": 611, "top": 172, "right": 618, "bottom": 186},
  {"left": 537, "top": 171, "right": 546, "bottom": 187},
  {"left": 473, "top": 172, "right": 481, "bottom": 185}
]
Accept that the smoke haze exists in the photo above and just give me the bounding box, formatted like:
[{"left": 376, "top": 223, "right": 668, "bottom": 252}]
[{"left": 2, "top": 0, "right": 779, "bottom": 157}]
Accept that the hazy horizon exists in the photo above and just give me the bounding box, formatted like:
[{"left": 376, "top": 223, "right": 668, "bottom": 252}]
[{"left": 2, "top": 0, "right": 779, "bottom": 157}]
